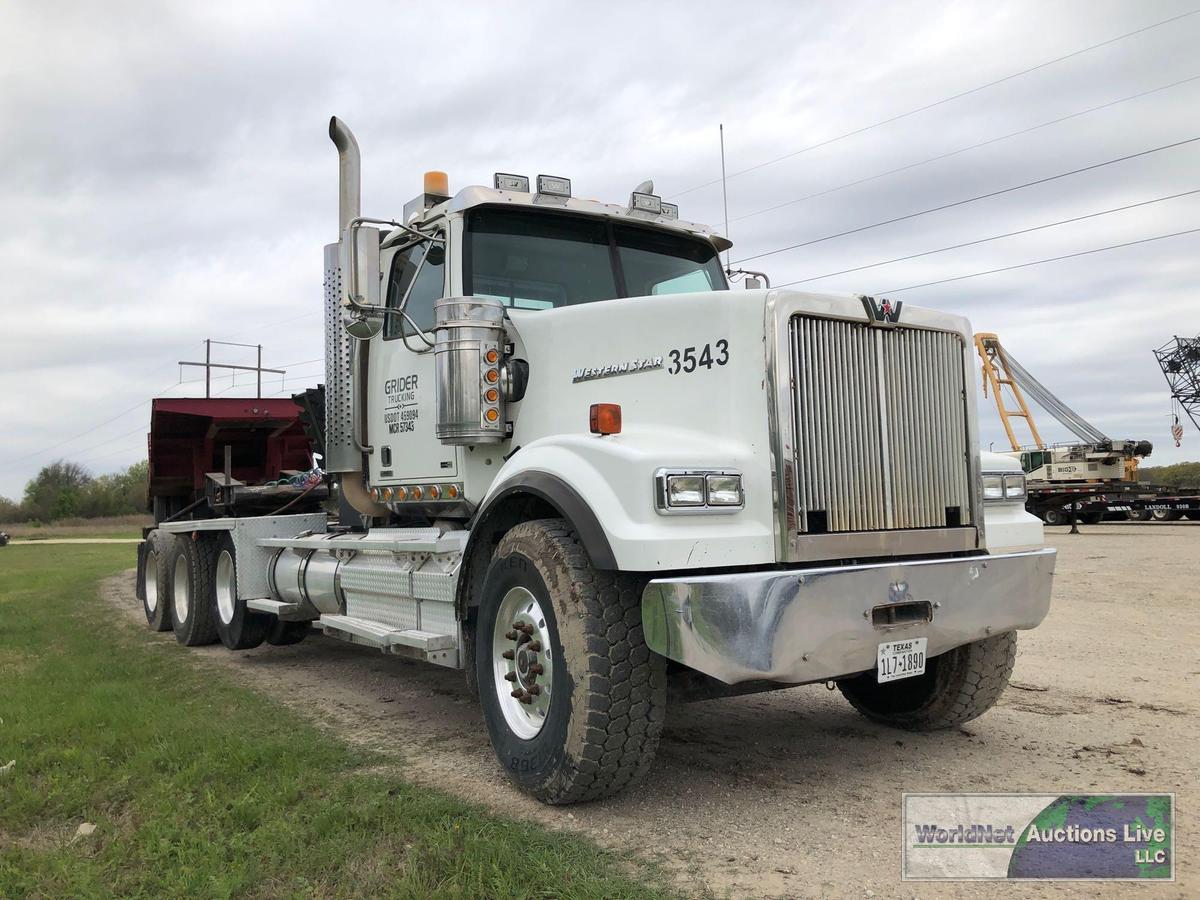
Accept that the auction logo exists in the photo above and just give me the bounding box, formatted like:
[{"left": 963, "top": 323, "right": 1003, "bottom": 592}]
[{"left": 903, "top": 793, "right": 1174, "bottom": 881}]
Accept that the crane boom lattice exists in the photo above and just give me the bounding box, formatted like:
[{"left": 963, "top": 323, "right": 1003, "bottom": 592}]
[{"left": 1154, "top": 335, "right": 1200, "bottom": 435}]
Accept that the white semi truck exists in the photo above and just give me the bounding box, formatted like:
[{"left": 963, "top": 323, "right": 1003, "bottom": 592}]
[{"left": 136, "top": 118, "right": 1056, "bottom": 804}]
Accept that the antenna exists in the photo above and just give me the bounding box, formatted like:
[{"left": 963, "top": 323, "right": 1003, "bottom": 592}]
[{"left": 719, "top": 123, "right": 731, "bottom": 270}]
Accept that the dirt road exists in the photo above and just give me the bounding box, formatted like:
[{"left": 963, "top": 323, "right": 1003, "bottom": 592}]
[{"left": 105, "top": 523, "right": 1197, "bottom": 898}]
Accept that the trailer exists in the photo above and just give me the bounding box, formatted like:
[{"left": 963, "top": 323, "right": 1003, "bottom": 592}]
[
  {"left": 1026, "top": 482, "right": 1200, "bottom": 524},
  {"left": 135, "top": 117, "right": 1056, "bottom": 805}
]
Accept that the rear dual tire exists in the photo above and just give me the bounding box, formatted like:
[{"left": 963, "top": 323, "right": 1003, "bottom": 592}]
[
  {"left": 140, "top": 530, "right": 173, "bottom": 632},
  {"left": 1040, "top": 507, "right": 1068, "bottom": 526},
  {"left": 147, "top": 532, "right": 302, "bottom": 649},
  {"left": 167, "top": 534, "right": 219, "bottom": 646},
  {"left": 213, "top": 534, "right": 271, "bottom": 651}
]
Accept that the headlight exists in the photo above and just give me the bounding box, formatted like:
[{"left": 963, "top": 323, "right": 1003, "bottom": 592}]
[
  {"left": 982, "top": 472, "right": 1026, "bottom": 503},
  {"left": 1004, "top": 473, "right": 1027, "bottom": 500},
  {"left": 665, "top": 474, "right": 705, "bottom": 507},
  {"left": 655, "top": 469, "right": 744, "bottom": 514},
  {"left": 982, "top": 474, "right": 1005, "bottom": 501},
  {"left": 705, "top": 474, "right": 743, "bottom": 506}
]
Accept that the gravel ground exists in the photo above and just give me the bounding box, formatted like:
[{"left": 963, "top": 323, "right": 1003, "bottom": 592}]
[{"left": 106, "top": 522, "right": 1197, "bottom": 898}]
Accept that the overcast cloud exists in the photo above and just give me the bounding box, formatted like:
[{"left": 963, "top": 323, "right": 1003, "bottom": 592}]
[{"left": 2, "top": 0, "right": 1198, "bottom": 500}]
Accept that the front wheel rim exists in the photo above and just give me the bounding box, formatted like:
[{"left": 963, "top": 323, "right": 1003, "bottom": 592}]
[
  {"left": 173, "top": 555, "right": 190, "bottom": 624},
  {"left": 492, "top": 586, "right": 554, "bottom": 739}
]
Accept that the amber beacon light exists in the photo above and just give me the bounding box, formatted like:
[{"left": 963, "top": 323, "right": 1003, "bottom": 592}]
[{"left": 589, "top": 403, "right": 622, "bottom": 435}]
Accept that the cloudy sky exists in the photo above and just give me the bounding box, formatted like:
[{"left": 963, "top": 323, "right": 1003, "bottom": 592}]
[{"left": 2, "top": 0, "right": 1198, "bottom": 500}]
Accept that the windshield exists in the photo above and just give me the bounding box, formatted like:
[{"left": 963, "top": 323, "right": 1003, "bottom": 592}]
[{"left": 465, "top": 206, "right": 726, "bottom": 310}]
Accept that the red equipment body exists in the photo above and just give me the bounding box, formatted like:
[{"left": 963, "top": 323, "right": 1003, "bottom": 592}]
[{"left": 147, "top": 398, "right": 313, "bottom": 511}]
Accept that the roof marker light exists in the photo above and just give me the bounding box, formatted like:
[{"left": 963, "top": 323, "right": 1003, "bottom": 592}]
[
  {"left": 660, "top": 201, "right": 679, "bottom": 220},
  {"left": 494, "top": 173, "right": 530, "bottom": 192},
  {"left": 536, "top": 175, "right": 572, "bottom": 198},
  {"left": 630, "top": 191, "right": 662, "bottom": 215}
]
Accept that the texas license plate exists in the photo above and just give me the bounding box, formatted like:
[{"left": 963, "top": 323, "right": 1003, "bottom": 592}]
[{"left": 877, "top": 637, "right": 927, "bottom": 683}]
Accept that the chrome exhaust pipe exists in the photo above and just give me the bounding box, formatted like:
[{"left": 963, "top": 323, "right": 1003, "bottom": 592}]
[
  {"left": 329, "top": 116, "right": 360, "bottom": 233},
  {"left": 325, "top": 117, "right": 388, "bottom": 519}
]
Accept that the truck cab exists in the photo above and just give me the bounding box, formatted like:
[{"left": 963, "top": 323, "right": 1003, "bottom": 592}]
[{"left": 137, "top": 117, "right": 1055, "bottom": 806}]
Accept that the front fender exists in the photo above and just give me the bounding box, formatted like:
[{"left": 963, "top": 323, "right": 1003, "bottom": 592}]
[{"left": 478, "top": 430, "right": 776, "bottom": 572}]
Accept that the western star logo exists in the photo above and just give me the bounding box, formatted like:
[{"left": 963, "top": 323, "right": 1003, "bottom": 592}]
[
  {"left": 572, "top": 356, "right": 664, "bottom": 383},
  {"left": 861, "top": 294, "right": 903, "bottom": 325}
]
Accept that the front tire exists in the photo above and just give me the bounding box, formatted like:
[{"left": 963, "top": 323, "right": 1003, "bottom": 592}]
[
  {"left": 213, "top": 534, "right": 270, "bottom": 650},
  {"left": 167, "top": 534, "right": 219, "bottom": 646},
  {"left": 837, "top": 631, "right": 1016, "bottom": 731},
  {"left": 475, "top": 519, "right": 667, "bottom": 805}
]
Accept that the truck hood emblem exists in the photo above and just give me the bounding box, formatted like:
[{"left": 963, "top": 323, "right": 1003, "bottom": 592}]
[
  {"left": 572, "top": 356, "right": 664, "bottom": 383},
  {"left": 861, "top": 295, "right": 903, "bottom": 326}
]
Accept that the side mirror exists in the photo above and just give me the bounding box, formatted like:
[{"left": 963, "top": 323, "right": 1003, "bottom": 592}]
[
  {"left": 340, "top": 224, "right": 382, "bottom": 308},
  {"left": 344, "top": 315, "right": 383, "bottom": 340}
]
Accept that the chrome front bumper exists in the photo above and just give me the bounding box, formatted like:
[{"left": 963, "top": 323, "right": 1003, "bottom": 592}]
[{"left": 641, "top": 548, "right": 1056, "bottom": 685}]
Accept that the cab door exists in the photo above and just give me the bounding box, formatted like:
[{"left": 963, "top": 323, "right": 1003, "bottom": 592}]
[{"left": 367, "top": 239, "right": 459, "bottom": 484}]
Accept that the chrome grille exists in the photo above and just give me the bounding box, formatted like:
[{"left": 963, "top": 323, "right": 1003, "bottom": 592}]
[{"left": 789, "top": 315, "right": 972, "bottom": 533}]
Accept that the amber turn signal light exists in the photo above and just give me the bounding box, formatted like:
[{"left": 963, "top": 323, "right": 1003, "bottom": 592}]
[
  {"left": 485, "top": 348, "right": 499, "bottom": 364},
  {"left": 589, "top": 403, "right": 622, "bottom": 435}
]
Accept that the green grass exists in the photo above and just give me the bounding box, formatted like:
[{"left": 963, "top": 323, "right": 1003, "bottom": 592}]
[{"left": 0, "top": 545, "right": 673, "bottom": 898}]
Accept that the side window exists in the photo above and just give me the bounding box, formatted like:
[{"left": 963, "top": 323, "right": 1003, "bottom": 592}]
[
  {"left": 651, "top": 269, "right": 716, "bottom": 295},
  {"left": 404, "top": 244, "right": 445, "bottom": 333},
  {"left": 384, "top": 245, "right": 422, "bottom": 339}
]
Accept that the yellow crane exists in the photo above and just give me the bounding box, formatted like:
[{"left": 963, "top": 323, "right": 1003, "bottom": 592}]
[
  {"left": 974, "top": 332, "right": 1150, "bottom": 482},
  {"left": 974, "top": 332, "right": 1044, "bottom": 452}
]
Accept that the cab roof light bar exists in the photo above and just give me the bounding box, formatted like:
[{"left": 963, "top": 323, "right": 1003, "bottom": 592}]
[{"left": 494, "top": 173, "right": 530, "bottom": 192}]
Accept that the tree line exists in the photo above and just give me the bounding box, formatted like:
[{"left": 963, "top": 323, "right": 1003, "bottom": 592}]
[
  {"left": 0, "top": 460, "right": 149, "bottom": 523},
  {"left": 1135, "top": 461, "right": 1200, "bottom": 488}
]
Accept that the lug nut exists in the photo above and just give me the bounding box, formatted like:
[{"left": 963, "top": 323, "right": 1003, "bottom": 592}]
[
  {"left": 501, "top": 649, "right": 515, "bottom": 660},
  {"left": 504, "top": 671, "right": 517, "bottom": 682},
  {"left": 527, "top": 641, "right": 542, "bottom": 652},
  {"left": 527, "top": 684, "right": 541, "bottom": 696},
  {"left": 505, "top": 630, "right": 519, "bottom": 641},
  {"left": 529, "top": 663, "right": 544, "bottom": 675},
  {"left": 511, "top": 688, "right": 525, "bottom": 699},
  {"left": 519, "top": 692, "right": 534, "bottom": 705}
]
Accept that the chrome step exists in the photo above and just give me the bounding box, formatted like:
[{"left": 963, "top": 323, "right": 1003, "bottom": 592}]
[
  {"left": 316, "top": 614, "right": 458, "bottom": 668},
  {"left": 245, "top": 597, "right": 303, "bottom": 618}
]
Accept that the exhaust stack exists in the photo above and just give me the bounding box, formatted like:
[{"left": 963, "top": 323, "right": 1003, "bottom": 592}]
[
  {"left": 323, "top": 117, "right": 387, "bottom": 518},
  {"left": 329, "top": 116, "right": 361, "bottom": 233}
]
